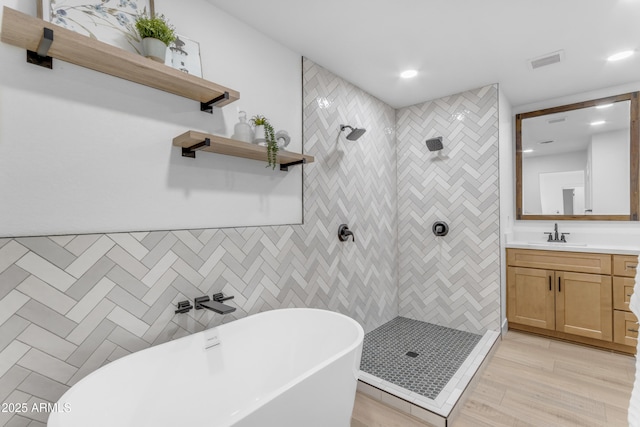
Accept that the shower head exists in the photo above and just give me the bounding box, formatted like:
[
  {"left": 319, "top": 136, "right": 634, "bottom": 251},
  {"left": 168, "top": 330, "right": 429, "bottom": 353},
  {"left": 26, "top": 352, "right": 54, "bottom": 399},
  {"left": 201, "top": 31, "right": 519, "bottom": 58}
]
[
  {"left": 340, "top": 125, "right": 366, "bottom": 141},
  {"left": 425, "top": 137, "right": 444, "bottom": 152}
]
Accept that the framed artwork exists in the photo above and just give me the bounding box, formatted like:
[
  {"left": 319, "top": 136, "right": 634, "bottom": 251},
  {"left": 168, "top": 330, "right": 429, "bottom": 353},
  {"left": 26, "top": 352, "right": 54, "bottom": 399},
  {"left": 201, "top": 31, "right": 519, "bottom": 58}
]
[
  {"left": 165, "top": 34, "right": 203, "bottom": 78},
  {"left": 38, "top": 0, "right": 155, "bottom": 54}
]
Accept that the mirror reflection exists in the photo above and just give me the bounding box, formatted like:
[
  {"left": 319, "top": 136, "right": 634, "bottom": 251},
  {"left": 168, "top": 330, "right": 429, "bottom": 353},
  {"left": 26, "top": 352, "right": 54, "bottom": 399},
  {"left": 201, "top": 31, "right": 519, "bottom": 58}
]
[{"left": 521, "top": 101, "right": 630, "bottom": 216}]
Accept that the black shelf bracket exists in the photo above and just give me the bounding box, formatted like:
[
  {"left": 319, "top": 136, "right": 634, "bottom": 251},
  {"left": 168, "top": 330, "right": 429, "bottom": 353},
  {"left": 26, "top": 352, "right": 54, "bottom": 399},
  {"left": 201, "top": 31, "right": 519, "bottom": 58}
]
[
  {"left": 26, "top": 27, "right": 54, "bottom": 69},
  {"left": 200, "top": 92, "right": 230, "bottom": 113},
  {"left": 280, "top": 158, "right": 306, "bottom": 172},
  {"left": 182, "top": 138, "right": 211, "bottom": 158}
]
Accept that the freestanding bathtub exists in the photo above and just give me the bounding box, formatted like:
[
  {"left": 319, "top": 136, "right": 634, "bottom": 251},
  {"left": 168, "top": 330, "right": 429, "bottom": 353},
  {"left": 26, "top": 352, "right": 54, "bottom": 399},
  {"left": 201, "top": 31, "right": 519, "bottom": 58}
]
[{"left": 48, "top": 308, "right": 364, "bottom": 427}]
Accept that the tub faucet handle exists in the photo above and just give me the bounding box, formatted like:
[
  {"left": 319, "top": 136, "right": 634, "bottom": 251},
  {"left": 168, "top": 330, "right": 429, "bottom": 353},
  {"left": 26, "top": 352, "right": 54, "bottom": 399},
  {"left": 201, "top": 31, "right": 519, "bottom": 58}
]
[
  {"left": 175, "top": 300, "right": 193, "bottom": 314},
  {"left": 213, "top": 292, "right": 235, "bottom": 303}
]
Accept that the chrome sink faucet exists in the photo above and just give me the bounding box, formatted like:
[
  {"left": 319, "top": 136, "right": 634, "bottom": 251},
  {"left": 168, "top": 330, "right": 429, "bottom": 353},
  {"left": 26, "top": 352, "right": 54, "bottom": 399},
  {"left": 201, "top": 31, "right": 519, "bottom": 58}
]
[{"left": 544, "top": 223, "right": 570, "bottom": 243}]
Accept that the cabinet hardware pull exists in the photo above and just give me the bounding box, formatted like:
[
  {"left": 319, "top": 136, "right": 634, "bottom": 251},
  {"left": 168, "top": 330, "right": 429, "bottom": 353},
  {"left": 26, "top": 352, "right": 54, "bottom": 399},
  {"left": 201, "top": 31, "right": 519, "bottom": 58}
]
[
  {"left": 628, "top": 294, "right": 634, "bottom": 297},
  {"left": 549, "top": 276, "right": 552, "bottom": 291},
  {"left": 628, "top": 328, "right": 639, "bottom": 333},
  {"left": 628, "top": 265, "right": 637, "bottom": 270},
  {"left": 558, "top": 276, "right": 561, "bottom": 292}
]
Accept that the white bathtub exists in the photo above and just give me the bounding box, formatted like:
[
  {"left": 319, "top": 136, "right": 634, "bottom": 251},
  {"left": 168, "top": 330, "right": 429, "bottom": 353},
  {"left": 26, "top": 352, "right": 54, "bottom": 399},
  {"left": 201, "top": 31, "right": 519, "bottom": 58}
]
[{"left": 48, "top": 308, "right": 364, "bottom": 427}]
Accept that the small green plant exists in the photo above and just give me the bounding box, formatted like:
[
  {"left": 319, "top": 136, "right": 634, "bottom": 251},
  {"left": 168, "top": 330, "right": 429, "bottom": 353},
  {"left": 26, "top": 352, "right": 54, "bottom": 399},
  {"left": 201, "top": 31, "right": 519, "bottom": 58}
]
[
  {"left": 250, "top": 115, "right": 278, "bottom": 169},
  {"left": 134, "top": 13, "right": 176, "bottom": 46}
]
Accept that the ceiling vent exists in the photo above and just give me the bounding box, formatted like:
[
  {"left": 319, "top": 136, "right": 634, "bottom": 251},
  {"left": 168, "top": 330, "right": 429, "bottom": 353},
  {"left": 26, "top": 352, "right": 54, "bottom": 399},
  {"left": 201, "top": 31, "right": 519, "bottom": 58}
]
[
  {"left": 529, "top": 50, "right": 565, "bottom": 70},
  {"left": 547, "top": 116, "right": 566, "bottom": 124}
]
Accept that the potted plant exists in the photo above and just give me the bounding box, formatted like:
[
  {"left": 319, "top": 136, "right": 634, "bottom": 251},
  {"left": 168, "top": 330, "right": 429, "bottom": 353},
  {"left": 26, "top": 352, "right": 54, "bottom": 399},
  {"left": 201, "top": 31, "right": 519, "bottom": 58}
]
[
  {"left": 134, "top": 13, "right": 176, "bottom": 63},
  {"left": 250, "top": 115, "right": 278, "bottom": 169}
]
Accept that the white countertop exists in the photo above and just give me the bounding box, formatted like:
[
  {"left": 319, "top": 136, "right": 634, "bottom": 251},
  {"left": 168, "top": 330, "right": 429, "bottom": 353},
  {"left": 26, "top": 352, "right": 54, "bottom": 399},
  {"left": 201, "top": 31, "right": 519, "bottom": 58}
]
[{"left": 506, "top": 241, "right": 640, "bottom": 255}]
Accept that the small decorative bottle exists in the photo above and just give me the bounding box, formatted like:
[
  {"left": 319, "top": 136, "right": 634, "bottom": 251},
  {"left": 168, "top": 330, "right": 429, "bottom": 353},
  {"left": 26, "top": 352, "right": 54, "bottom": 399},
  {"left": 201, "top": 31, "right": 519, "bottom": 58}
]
[{"left": 232, "top": 111, "right": 254, "bottom": 143}]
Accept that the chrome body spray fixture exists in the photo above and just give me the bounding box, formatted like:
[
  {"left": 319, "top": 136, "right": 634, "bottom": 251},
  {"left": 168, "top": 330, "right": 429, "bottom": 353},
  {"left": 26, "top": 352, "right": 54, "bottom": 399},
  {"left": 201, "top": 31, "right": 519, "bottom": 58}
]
[{"left": 432, "top": 221, "right": 449, "bottom": 237}]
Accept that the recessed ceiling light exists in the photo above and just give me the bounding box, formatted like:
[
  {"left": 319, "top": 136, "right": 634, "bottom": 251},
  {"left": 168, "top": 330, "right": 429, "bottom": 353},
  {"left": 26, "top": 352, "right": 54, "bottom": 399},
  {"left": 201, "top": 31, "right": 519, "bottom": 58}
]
[
  {"left": 523, "top": 149, "right": 534, "bottom": 153},
  {"left": 590, "top": 120, "right": 606, "bottom": 126},
  {"left": 607, "top": 50, "right": 634, "bottom": 62},
  {"left": 400, "top": 69, "right": 418, "bottom": 79},
  {"left": 596, "top": 103, "right": 614, "bottom": 109}
]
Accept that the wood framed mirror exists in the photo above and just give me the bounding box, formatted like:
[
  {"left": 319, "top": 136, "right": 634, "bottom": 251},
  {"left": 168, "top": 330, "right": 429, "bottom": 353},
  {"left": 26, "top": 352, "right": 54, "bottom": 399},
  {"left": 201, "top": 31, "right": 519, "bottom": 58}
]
[{"left": 516, "top": 91, "right": 639, "bottom": 221}]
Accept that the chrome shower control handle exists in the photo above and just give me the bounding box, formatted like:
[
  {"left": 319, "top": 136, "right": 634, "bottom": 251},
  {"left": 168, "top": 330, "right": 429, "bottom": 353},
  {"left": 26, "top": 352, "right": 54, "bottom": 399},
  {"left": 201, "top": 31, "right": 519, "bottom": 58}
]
[{"left": 338, "top": 224, "right": 355, "bottom": 242}]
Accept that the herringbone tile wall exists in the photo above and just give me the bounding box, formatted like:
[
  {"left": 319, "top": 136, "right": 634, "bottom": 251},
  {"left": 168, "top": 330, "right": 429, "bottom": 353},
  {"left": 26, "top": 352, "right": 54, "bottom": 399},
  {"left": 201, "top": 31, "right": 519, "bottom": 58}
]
[
  {"left": 0, "top": 58, "right": 398, "bottom": 426},
  {"left": 396, "top": 85, "right": 501, "bottom": 334}
]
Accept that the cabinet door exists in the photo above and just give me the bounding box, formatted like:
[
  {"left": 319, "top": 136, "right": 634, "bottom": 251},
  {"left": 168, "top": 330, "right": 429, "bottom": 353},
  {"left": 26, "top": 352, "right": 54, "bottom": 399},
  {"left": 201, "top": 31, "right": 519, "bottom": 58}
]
[
  {"left": 556, "top": 271, "right": 612, "bottom": 341},
  {"left": 614, "top": 310, "right": 639, "bottom": 347},
  {"left": 507, "top": 267, "right": 555, "bottom": 330}
]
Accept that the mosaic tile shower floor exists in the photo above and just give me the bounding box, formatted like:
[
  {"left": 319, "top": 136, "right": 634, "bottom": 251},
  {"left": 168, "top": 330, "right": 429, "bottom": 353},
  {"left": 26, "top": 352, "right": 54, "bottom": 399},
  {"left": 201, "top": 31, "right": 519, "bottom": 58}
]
[{"left": 360, "top": 317, "right": 482, "bottom": 400}]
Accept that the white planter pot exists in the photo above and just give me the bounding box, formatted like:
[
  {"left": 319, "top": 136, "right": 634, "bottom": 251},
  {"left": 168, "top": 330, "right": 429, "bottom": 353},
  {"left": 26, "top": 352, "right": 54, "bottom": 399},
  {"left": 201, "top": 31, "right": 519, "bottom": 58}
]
[
  {"left": 142, "top": 37, "right": 167, "bottom": 63},
  {"left": 253, "top": 124, "right": 266, "bottom": 145}
]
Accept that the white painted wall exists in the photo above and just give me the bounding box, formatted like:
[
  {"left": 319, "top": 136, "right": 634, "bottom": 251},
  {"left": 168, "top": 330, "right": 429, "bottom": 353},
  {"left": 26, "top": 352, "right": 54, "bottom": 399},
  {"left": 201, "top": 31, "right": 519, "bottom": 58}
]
[
  {"left": 512, "top": 81, "right": 640, "bottom": 247},
  {"left": 499, "top": 86, "right": 513, "bottom": 333},
  {"left": 522, "top": 151, "right": 587, "bottom": 214},
  {"left": 0, "top": 0, "right": 303, "bottom": 237},
  {"left": 590, "top": 129, "right": 630, "bottom": 214}
]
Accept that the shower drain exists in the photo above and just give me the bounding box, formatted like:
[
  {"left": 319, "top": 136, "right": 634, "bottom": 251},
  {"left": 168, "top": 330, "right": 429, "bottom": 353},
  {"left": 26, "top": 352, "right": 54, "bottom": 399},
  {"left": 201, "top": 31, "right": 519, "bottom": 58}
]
[{"left": 406, "top": 351, "right": 419, "bottom": 358}]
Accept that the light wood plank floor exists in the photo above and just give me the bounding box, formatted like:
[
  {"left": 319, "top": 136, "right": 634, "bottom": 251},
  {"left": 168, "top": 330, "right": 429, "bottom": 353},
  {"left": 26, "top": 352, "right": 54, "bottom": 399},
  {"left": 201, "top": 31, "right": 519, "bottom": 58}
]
[{"left": 352, "top": 331, "right": 635, "bottom": 427}]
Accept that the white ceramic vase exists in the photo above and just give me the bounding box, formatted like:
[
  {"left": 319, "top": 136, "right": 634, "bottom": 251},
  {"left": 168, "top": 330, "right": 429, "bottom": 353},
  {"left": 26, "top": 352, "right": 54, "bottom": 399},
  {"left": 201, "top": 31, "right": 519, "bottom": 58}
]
[
  {"left": 253, "top": 124, "right": 266, "bottom": 145},
  {"left": 142, "top": 38, "right": 167, "bottom": 63}
]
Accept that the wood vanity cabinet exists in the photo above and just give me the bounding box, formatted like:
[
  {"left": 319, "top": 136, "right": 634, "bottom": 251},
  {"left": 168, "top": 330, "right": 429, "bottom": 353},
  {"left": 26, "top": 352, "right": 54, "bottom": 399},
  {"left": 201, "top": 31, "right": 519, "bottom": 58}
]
[{"left": 507, "top": 249, "right": 636, "bottom": 354}]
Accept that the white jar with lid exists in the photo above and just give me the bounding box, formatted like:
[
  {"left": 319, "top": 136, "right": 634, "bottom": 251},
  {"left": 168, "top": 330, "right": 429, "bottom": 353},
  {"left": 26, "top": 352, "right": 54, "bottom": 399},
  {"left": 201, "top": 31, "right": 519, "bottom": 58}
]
[{"left": 232, "top": 111, "right": 254, "bottom": 143}]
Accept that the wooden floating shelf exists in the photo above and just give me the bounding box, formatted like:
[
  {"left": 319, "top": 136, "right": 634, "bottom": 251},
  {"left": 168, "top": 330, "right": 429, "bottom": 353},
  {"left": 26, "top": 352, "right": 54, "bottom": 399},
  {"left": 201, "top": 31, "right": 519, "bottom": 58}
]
[
  {"left": 0, "top": 7, "right": 239, "bottom": 111},
  {"left": 173, "top": 131, "right": 314, "bottom": 171}
]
